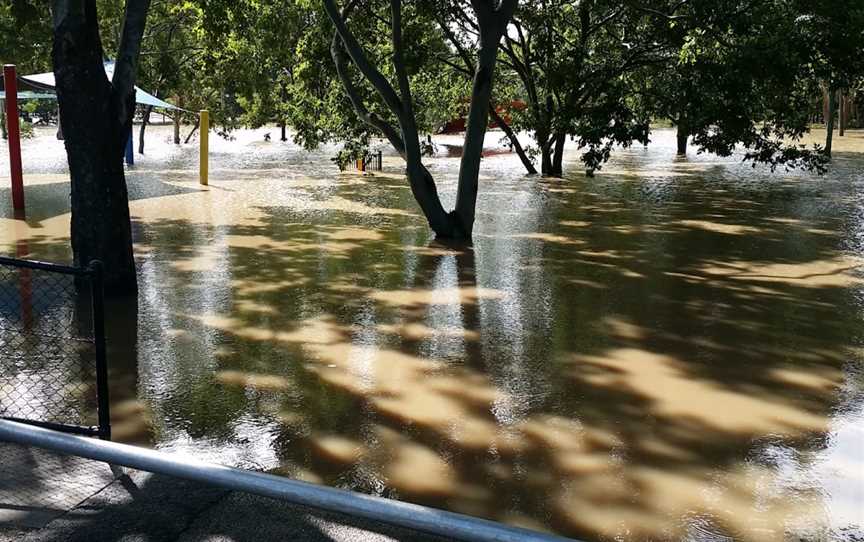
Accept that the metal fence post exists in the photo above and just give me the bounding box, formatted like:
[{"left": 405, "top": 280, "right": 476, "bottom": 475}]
[{"left": 88, "top": 260, "right": 111, "bottom": 441}]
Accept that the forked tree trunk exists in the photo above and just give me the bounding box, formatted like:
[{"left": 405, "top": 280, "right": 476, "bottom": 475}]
[
  {"left": 325, "top": 0, "right": 515, "bottom": 240},
  {"left": 326, "top": 0, "right": 456, "bottom": 237},
  {"left": 52, "top": 0, "right": 150, "bottom": 295}
]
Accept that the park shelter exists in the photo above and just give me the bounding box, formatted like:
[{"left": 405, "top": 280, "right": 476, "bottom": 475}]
[
  {"left": 0, "top": 61, "right": 180, "bottom": 111},
  {"left": 2, "top": 61, "right": 205, "bottom": 214}
]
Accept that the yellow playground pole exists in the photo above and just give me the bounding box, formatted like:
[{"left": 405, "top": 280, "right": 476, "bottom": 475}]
[{"left": 199, "top": 110, "right": 209, "bottom": 186}]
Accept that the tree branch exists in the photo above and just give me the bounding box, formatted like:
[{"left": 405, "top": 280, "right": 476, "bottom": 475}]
[
  {"left": 390, "top": 0, "right": 412, "bottom": 111},
  {"left": 436, "top": 12, "right": 475, "bottom": 71},
  {"left": 322, "top": 0, "right": 407, "bottom": 125},
  {"left": 490, "top": 104, "right": 537, "bottom": 174},
  {"left": 113, "top": 0, "right": 151, "bottom": 97},
  {"left": 331, "top": 31, "right": 406, "bottom": 157}
]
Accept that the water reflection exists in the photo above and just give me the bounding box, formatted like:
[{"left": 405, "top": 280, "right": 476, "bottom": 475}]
[{"left": 1, "top": 126, "right": 863, "bottom": 540}]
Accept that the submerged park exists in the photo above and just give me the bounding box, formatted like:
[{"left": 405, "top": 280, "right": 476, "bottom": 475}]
[{"left": 1, "top": 1, "right": 864, "bottom": 541}]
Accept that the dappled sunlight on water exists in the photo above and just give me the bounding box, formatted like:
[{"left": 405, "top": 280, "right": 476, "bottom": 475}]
[{"left": 1, "top": 125, "right": 864, "bottom": 540}]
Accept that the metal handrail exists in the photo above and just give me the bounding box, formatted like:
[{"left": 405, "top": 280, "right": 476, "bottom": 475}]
[
  {"left": 0, "top": 420, "right": 575, "bottom": 542},
  {"left": 0, "top": 256, "right": 88, "bottom": 276}
]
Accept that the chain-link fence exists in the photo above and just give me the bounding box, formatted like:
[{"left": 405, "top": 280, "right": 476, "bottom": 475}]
[{"left": 0, "top": 257, "right": 109, "bottom": 440}]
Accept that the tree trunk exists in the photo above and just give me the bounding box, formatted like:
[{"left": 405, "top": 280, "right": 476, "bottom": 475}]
[
  {"left": 825, "top": 87, "right": 837, "bottom": 158},
  {"left": 676, "top": 119, "right": 688, "bottom": 155},
  {"left": 822, "top": 86, "right": 830, "bottom": 124},
  {"left": 540, "top": 142, "right": 553, "bottom": 175},
  {"left": 488, "top": 105, "right": 536, "bottom": 174},
  {"left": 549, "top": 132, "right": 565, "bottom": 177},
  {"left": 138, "top": 104, "right": 152, "bottom": 154},
  {"left": 454, "top": 41, "right": 500, "bottom": 237},
  {"left": 395, "top": 89, "right": 456, "bottom": 238},
  {"left": 280, "top": 121, "right": 287, "bottom": 142},
  {"left": 326, "top": 0, "right": 460, "bottom": 237},
  {"left": 184, "top": 122, "right": 198, "bottom": 144},
  {"left": 52, "top": 0, "right": 149, "bottom": 296},
  {"left": 396, "top": 101, "right": 454, "bottom": 237},
  {"left": 173, "top": 112, "right": 180, "bottom": 144},
  {"left": 839, "top": 89, "right": 846, "bottom": 137},
  {"left": 324, "top": 0, "right": 514, "bottom": 240}
]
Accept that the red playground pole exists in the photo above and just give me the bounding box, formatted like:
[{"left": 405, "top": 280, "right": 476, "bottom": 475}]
[{"left": 4, "top": 64, "right": 25, "bottom": 211}]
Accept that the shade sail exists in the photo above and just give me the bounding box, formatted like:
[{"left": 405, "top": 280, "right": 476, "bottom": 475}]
[{"left": 9, "top": 61, "right": 181, "bottom": 110}]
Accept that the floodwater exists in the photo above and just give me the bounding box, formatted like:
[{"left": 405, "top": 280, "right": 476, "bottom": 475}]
[{"left": 1, "top": 124, "right": 863, "bottom": 541}]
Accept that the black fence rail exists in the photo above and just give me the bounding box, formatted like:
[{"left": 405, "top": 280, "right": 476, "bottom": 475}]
[
  {"left": 342, "top": 151, "right": 383, "bottom": 172},
  {"left": 0, "top": 257, "right": 110, "bottom": 440}
]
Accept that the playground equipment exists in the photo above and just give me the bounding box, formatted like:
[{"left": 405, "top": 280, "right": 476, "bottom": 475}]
[
  {"left": 1, "top": 62, "right": 196, "bottom": 214},
  {"left": 125, "top": 130, "right": 135, "bottom": 166}
]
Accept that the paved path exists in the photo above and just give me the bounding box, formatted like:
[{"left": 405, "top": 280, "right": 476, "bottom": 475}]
[{"left": 0, "top": 443, "right": 449, "bottom": 542}]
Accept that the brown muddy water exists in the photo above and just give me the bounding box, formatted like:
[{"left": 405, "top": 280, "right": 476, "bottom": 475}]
[{"left": 1, "top": 125, "right": 863, "bottom": 541}]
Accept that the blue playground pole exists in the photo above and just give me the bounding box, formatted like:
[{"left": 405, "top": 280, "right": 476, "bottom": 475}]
[{"left": 125, "top": 129, "right": 134, "bottom": 166}]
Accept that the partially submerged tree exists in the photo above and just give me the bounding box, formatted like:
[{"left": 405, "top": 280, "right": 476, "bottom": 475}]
[
  {"left": 438, "top": 0, "right": 838, "bottom": 177},
  {"left": 642, "top": 0, "right": 832, "bottom": 172},
  {"left": 323, "top": 0, "right": 517, "bottom": 239},
  {"left": 52, "top": 0, "right": 151, "bottom": 294},
  {"left": 793, "top": 0, "right": 864, "bottom": 157},
  {"left": 489, "top": 0, "right": 659, "bottom": 176}
]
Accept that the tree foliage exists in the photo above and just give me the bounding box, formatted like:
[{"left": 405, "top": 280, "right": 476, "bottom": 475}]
[
  {"left": 0, "top": 0, "right": 53, "bottom": 72},
  {"left": 638, "top": 0, "right": 831, "bottom": 171}
]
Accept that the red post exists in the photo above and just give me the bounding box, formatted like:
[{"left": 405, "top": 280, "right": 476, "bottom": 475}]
[
  {"left": 13, "top": 218, "right": 32, "bottom": 329},
  {"left": 16, "top": 240, "right": 33, "bottom": 330},
  {"left": 4, "top": 64, "right": 25, "bottom": 211}
]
